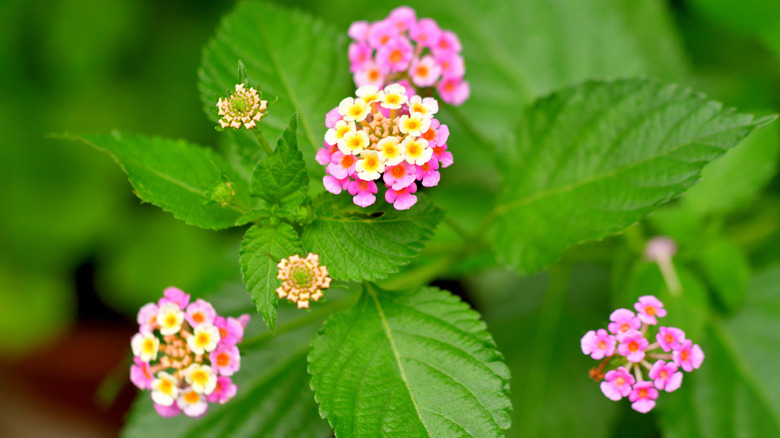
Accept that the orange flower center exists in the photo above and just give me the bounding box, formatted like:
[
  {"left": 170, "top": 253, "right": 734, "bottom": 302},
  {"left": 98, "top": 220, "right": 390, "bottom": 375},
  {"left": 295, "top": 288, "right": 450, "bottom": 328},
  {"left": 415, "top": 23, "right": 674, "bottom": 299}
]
[
  {"left": 620, "top": 322, "right": 630, "bottom": 332},
  {"left": 645, "top": 306, "right": 656, "bottom": 316},
  {"left": 341, "top": 155, "right": 355, "bottom": 167},
  {"left": 391, "top": 166, "right": 405, "bottom": 177},
  {"left": 423, "top": 128, "right": 436, "bottom": 141},
  {"left": 681, "top": 350, "right": 689, "bottom": 360},
  {"left": 416, "top": 65, "right": 429, "bottom": 77},
  {"left": 665, "top": 334, "right": 674, "bottom": 344},
  {"left": 368, "top": 69, "right": 380, "bottom": 81},
  {"left": 615, "top": 377, "right": 625, "bottom": 386},
  {"left": 628, "top": 341, "right": 639, "bottom": 352},
  {"left": 597, "top": 340, "right": 606, "bottom": 350},
  {"left": 184, "top": 391, "right": 200, "bottom": 404},
  {"left": 390, "top": 50, "right": 403, "bottom": 63},
  {"left": 217, "top": 352, "right": 230, "bottom": 367},
  {"left": 407, "top": 119, "right": 420, "bottom": 130},
  {"left": 192, "top": 312, "right": 205, "bottom": 324},
  {"left": 639, "top": 389, "right": 648, "bottom": 398}
]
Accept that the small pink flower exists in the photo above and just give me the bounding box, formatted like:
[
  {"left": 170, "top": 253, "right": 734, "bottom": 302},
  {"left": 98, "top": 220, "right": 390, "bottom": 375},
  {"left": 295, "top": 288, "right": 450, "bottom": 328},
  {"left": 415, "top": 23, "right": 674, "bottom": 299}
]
[
  {"left": 600, "top": 366, "right": 635, "bottom": 401},
  {"left": 323, "top": 175, "right": 350, "bottom": 195},
  {"left": 634, "top": 295, "right": 667, "bottom": 325},
  {"left": 376, "top": 37, "right": 414, "bottom": 73},
  {"left": 316, "top": 144, "right": 339, "bottom": 166},
  {"left": 388, "top": 6, "right": 417, "bottom": 32},
  {"left": 354, "top": 61, "right": 386, "bottom": 88},
  {"left": 325, "top": 107, "right": 342, "bottom": 129},
  {"left": 416, "top": 158, "right": 441, "bottom": 187},
  {"left": 214, "top": 315, "right": 247, "bottom": 345},
  {"left": 383, "top": 161, "right": 416, "bottom": 190},
  {"left": 432, "top": 30, "right": 462, "bottom": 55},
  {"left": 617, "top": 330, "right": 648, "bottom": 363},
  {"left": 409, "top": 18, "right": 442, "bottom": 47},
  {"left": 435, "top": 52, "right": 465, "bottom": 79},
  {"left": 580, "top": 329, "right": 616, "bottom": 360},
  {"left": 154, "top": 401, "right": 180, "bottom": 418},
  {"left": 210, "top": 344, "right": 241, "bottom": 376},
  {"left": 426, "top": 119, "right": 450, "bottom": 147},
  {"left": 349, "top": 42, "right": 373, "bottom": 72},
  {"left": 327, "top": 151, "right": 357, "bottom": 180},
  {"left": 673, "top": 340, "right": 705, "bottom": 372},
  {"left": 649, "top": 360, "right": 683, "bottom": 392},
  {"left": 607, "top": 308, "right": 641, "bottom": 335},
  {"left": 409, "top": 56, "right": 442, "bottom": 87},
  {"left": 629, "top": 381, "right": 658, "bottom": 413},
  {"left": 368, "top": 20, "right": 398, "bottom": 49},
  {"left": 385, "top": 182, "right": 418, "bottom": 210},
  {"left": 432, "top": 144, "right": 453, "bottom": 168},
  {"left": 348, "top": 21, "right": 370, "bottom": 42},
  {"left": 657, "top": 326, "right": 686, "bottom": 352},
  {"left": 237, "top": 314, "right": 250, "bottom": 329},
  {"left": 207, "top": 376, "right": 238, "bottom": 405},
  {"left": 436, "top": 77, "right": 470, "bottom": 105},
  {"left": 130, "top": 357, "right": 154, "bottom": 390},
  {"left": 644, "top": 236, "right": 677, "bottom": 262},
  {"left": 158, "top": 287, "right": 190, "bottom": 310},
  {"left": 186, "top": 299, "right": 217, "bottom": 327},
  {"left": 348, "top": 179, "right": 378, "bottom": 207},
  {"left": 137, "top": 303, "right": 158, "bottom": 334}
]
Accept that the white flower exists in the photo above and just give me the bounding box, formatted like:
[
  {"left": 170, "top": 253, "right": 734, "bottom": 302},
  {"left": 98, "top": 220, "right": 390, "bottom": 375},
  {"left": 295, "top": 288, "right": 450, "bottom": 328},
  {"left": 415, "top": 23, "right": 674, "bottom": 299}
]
[
  {"left": 157, "top": 303, "right": 184, "bottom": 336},
  {"left": 408, "top": 95, "right": 439, "bottom": 117},
  {"left": 184, "top": 363, "right": 217, "bottom": 395},
  {"left": 380, "top": 84, "right": 408, "bottom": 109},
  {"left": 398, "top": 113, "right": 431, "bottom": 137},
  {"left": 187, "top": 323, "right": 220, "bottom": 355},
  {"left": 338, "top": 97, "right": 370, "bottom": 122},
  {"left": 151, "top": 372, "right": 179, "bottom": 406},
  {"left": 131, "top": 332, "right": 159, "bottom": 362},
  {"left": 325, "top": 120, "right": 356, "bottom": 146},
  {"left": 355, "top": 150, "right": 385, "bottom": 181},
  {"left": 402, "top": 137, "right": 433, "bottom": 165}
]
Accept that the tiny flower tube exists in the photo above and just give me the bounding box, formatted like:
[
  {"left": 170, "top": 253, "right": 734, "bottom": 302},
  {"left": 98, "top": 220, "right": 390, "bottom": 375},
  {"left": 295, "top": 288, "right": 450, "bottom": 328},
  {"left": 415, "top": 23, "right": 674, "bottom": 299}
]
[
  {"left": 581, "top": 295, "right": 704, "bottom": 414},
  {"left": 129, "top": 288, "right": 250, "bottom": 418},
  {"left": 347, "top": 7, "right": 469, "bottom": 105}
]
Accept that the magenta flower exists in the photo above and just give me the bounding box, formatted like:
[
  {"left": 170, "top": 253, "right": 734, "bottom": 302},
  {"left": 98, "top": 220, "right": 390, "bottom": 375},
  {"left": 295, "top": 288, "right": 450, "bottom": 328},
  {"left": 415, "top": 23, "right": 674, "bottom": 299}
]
[
  {"left": 409, "top": 18, "right": 442, "bottom": 48},
  {"left": 410, "top": 55, "right": 442, "bottom": 87},
  {"left": 185, "top": 298, "right": 217, "bottom": 327},
  {"left": 206, "top": 376, "right": 238, "bottom": 405},
  {"left": 354, "top": 60, "right": 386, "bottom": 88},
  {"left": 328, "top": 151, "right": 357, "bottom": 180},
  {"left": 214, "top": 315, "right": 247, "bottom": 345},
  {"left": 600, "top": 367, "right": 635, "bottom": 401},
  {"left": 433, "top": 30, "right": 462, "bottom": 55},
  {"left": 629, "top": 381, "right": 658, "bottom": 413},
  {"left": 348, "top": 21, "right": 370, "bottom": 42},
  {"left": 657, "top": 326, "right": 686, "bottom": 352},
  {"left": 634, "top": 295, "right": 667, "bottom": 325},
  {"left": 348, "top": 178, "right": 378, "bottom": 207},
  {"left": 154, "top": 402, "right": 181, "bottom": 418},
  {"left": 383, "top": 161, "right": 417, "bottom": 190},
  {"left": 607, "top": 308, "right": 641, "bottom": 335},
  {"left": 130, "top": 357, "right": 155, "bottom": 390},
  {"left": 137, "top": 303, "right": 159, "bottom": 334},
  {"left": 349, "top": 42, "right": 373, "bottom": 72},
  {"left": 210, "top": 344, "right": 241, "bottom": 376},
  {"left": 649, "top": 360, "right": 683, "bottom": 392},
  {"left": 617, "top": 330, "right": 648, "bottom": 363},
  {"left": 416, "top": 158, "right": 441, "bottom": 187},
  {"left": 581, "top": 329, "right": 616, "bottom": 360},
  {"left": 385, "top": 182, "right": 418, "bottom": 210},
  {"left": 436, "top": 52, "right": 465, "bottom": 79},
  {"left": 377, "top": 37, "right": 414, "bottom": 73},
  {"left": 424, "top": 119, "right": 450, "bottom": 147},
  {"left": 368, "top": 20, "right": 399, "bottom": 49},
  {"left": 325, "top": 108, "right": 342, "bottom": 129},
  {"left": 158, "top": 287, "right": 190, "bottom": 310},
  {"left": 437, "top": 77, "right": 470, "bottom": 106},
  {"left": 673, "top": 340, "right": 705, "bottom": 372},
  {"left": 388, "top": 6, "right": 416, "bottom": 32},
  {"left": 323, "top": 175, "right": 350, "bottom": 195}
]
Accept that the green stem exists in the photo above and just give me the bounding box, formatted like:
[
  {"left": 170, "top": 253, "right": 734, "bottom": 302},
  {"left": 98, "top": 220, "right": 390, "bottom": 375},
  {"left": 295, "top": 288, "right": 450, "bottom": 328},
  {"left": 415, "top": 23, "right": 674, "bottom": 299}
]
[{"left": 254, "top": 129, "right": 274, "bottom": 156}]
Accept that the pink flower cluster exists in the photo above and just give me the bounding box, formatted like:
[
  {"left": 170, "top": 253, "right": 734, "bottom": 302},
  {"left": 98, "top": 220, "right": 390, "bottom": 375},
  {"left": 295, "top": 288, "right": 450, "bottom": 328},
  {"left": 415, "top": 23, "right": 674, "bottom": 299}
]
[
  {"left": 580, "top": 295, "right": 704, "bottom": 413},
  {"left": 130, "top": 287, "right": 250, "bottom": 418},
  {"left": 317, "top": 84, "right": 453, "bottom": 210},
  {"left": 348, "top": 6, "right": 469, "bottom": 105}
]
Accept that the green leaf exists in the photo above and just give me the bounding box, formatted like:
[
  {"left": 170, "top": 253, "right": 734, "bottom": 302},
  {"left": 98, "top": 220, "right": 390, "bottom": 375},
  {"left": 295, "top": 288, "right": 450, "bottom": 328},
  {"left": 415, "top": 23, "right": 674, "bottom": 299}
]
[
  {"left": 251, "top": 113, "right": 309, "bottom": 212},
  {"left": 308, "top": 285, "right": 511, "bottom": 437},
  {"left": 302, "top": 192, "right": 442, "bottom": 282},
  {"left": 491, "top": 79, "right": 775, "bottom": 274},
  {"left": 72, "top": 132, "right": 249, "bottom": 230},
  {"left": 121, "top": 284, "right": 351, "bottom": 438},
  {"left": 682, "top": 120, "right": 780, "bottom": 217},
  {"left": 696, "top": 238, "right": 750, "bottom": 312},
  {"left": 239, "top": 223, "right": 304, "bottom": 332},
  {"left": 198, "top": 1, "right": 351, "bottom": 173}
]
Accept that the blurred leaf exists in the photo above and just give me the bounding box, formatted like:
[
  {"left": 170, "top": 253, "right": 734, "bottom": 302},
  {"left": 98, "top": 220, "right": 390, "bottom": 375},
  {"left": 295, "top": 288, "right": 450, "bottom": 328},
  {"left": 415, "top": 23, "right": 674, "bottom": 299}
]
[
  {"left": 491, "top": 79, "right": 775, "bottom": 274},
  {"left": 696, "top": 238, "right": 750, "bottom": 312},
  {"left": 73, "top": 132, "right": 250, "bottom": 230},
  {"left": 198, "top": 0, "right": 351, "bottom": 175},
  {"left": 308, "top": 285, "right": 511, "bottom": 437},
  {"left": 688, "top": 0, "right": 780, "bottom": 58},
  {"left": 682, "top": 121, "right": 780, "bottom": 217},
  {"left": 302, "top": 192, "right": 442, "bottom": 282},
  {"left": 251, "top": 114, "right": 308, "bottom": 213},
  {"left": 239, "top": 224, "right": 303, "bottom": 332}
]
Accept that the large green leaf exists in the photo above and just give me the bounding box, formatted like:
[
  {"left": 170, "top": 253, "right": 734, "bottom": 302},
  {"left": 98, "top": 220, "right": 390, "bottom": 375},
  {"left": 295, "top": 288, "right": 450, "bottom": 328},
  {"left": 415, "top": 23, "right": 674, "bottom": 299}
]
[
  {"left": 199, "top": 1, "right": 351, "bottom": 174},
  {"left": 302, "top": 193, "right": 442, "bottom": 282},
  {"left": 308, "top": 285, "right": 511, "bottom": 437},
  {"left": 251, "top": 113, "right": 309, "bottom": 213},
  {"left": 491, "top": 79, "right": 775, "bottom": 274},
  {"left": 121, "top": 285, "right": 354, "bottom": 438},
  {"left": 240, "top": 223, "right": 304, "bottom": 332},
  {"left": 72, "top": 132, "right": 250, "bottom": 230}
]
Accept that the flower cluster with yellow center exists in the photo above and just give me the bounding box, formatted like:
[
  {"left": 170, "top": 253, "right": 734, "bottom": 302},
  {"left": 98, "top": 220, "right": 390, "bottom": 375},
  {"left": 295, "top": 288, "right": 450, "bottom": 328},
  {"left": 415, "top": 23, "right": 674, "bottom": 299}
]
[
  {"left": 216, "top": 84, "right": 268, "bottom": 129},
  {"left": 276, "top": 253, "right": 332, "bottom": 309}
]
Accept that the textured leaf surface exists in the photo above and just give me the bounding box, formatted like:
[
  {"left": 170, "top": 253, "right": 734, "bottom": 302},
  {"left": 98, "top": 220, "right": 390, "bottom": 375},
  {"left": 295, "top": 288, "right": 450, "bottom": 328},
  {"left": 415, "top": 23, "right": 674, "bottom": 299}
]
[
  {"left": 492, "top": 79, "right": 774, "bottom": 274},
  {"left": 252, "top": 113, "right": 308, "bottom": 212},
  {"left": 199, "top": 1, "right": 351, "bottom": 173},
  {"left": 308, "top": 286, "right": 511, "bottom": 437},
  {"left": 302, "top": 193, "right": 442, "bottom": 282},
  {"left": 239, "top": 224, "right": 303, "bottom": 332},
  {"left": 75, "top": 132, "right": 248, "bottom": 230}
]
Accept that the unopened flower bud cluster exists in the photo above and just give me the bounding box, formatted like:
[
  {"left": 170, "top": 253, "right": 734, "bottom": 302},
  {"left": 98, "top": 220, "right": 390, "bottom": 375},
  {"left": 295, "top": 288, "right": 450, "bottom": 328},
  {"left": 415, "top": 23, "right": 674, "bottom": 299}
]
[
  {"left": 130, "top": 287, "right": 250, "bottom": 418},
  {"left": 580, "top": 295, "right": 704, "bottom": 413},
  {"left": 317, "top": 84, "right": 453, "bottom": 210},
  {"left": 216, "top": 84, "right": 268, "bottom": 130},
  {"left": 276, "top": 253, "right": 332, "bottom": 309}
]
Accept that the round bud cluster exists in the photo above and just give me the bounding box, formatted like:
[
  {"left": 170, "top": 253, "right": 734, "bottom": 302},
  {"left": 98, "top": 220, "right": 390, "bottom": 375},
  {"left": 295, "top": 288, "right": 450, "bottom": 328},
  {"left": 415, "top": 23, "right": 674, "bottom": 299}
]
[
  {"left": 347, "top": 6, "right": 469, "bottom": 105},
  {"left": 130, "top": 287, "right": 250, "bottom": 418},
  {"left": 216, "top": 84, "right": 268, "bottom": 129},
  {"left": 317, "top": 84, "right": 453, "bottom": 210},
  {"left": 276, "top": 253, "right": 332, "bottom": 309},
  {"left": 580, "top": 295, "right": 704, "bottom": 413}
]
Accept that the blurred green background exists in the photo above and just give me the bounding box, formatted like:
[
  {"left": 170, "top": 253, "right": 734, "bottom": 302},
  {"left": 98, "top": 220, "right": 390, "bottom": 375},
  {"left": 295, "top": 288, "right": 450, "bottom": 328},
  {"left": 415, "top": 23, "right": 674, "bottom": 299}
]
[{"left": 1, "top": 0, "right": 779, "bottom": 436}]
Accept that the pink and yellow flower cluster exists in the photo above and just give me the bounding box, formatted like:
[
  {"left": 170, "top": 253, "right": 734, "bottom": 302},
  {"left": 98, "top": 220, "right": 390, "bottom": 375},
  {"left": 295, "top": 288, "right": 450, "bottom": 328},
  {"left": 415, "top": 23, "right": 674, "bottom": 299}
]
[
  {"left": 347, "top": 6, "right": 469, "bottom": 105},
  {"left": 318, "top": 84, "right": 453, "bottom": 210},
  {"left": 130, "top": 287, "right": 250, "bottom": 418},
  {"left": 580, "top": 295, "right": 704, "bottom": 413}
]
